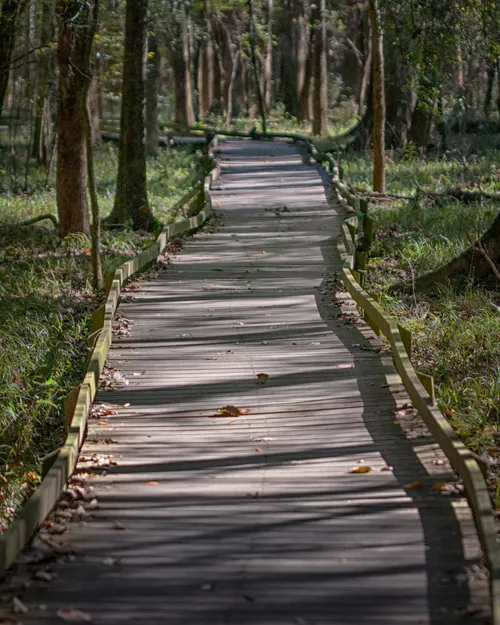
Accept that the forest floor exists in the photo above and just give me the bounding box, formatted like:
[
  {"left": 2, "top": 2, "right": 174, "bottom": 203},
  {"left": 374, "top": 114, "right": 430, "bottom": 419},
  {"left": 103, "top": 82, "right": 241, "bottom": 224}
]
[
  {"left": 0, "top": 140, "right": 207, "bottom": 531},
  {"left": 338, "top": 129, "right": 500, "bottom": 508}
]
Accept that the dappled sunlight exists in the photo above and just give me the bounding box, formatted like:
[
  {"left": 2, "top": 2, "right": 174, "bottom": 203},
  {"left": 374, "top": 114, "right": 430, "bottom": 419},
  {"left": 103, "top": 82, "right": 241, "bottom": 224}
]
[{"left": 14, "top": 139, "right": 485, "bottom": 625}]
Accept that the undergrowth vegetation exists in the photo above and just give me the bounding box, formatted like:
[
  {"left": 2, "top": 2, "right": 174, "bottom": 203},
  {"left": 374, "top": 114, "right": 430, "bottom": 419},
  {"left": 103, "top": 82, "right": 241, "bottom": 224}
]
[
  {"left": 0, "top": 140, "right": 204, "bottom": 531},
  {"left": 351, "top": 140, "right": 500, "bottom": 469}
]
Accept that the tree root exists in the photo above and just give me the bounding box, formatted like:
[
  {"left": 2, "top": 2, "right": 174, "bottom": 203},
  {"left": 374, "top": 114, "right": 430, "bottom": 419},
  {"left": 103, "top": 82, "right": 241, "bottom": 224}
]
[{"left": 1, "top": 214, "right": 59, "bottom": 228}]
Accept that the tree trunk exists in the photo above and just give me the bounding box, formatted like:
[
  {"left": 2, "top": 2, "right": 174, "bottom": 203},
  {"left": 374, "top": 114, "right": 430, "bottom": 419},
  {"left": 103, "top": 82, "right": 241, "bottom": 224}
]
[
  {"left": 109, "top": 0, "right": 155, "bottom": 230},
  {"left": 368, "top": 0, "right": 385, "bottom": 194},
  {"left": 409, "top": 96, "right": 434, "bottom": 153},
  {"left": 311, "top": 0, "right": 328, "bottom": 136},
  {"left": 247, "top": 0, "right": 266, "bottom": 133},
  {"left": 56, "top": 0, "right": 93, "bottom": 236},
  {"left": 226, "top": 49, "right": 240, "bottom": 129},
  {"left": 146, "top": 32, "right": 160, "bottom": 156},
  {"left": 241, "top": 57, "right": 249, "bottom": 116},
  {"left": 0, "top": 0, "right": 26, "bottom": 115},
  {"left": 183, "top": 7, "right": 195, "bottom": 126},
  {"left": 263, "top": 0, "right": 273, "bottom": 113},
  {"left": 82, "top": 0, "right": 103, "bottom": 291},
  {"left": 416, "top": 211, "right": 500, "bottom": 290},
  {"left": 384, "top": 34, "right": 413, "bottom": 149},
  {"left": 484, "top": 62, "right": 495, "bottom": 117},
  {"left": 298, "top": 30, "right": 313, "bottom": 122},
  {"left": 280, "top": 0, "right": 298, "bottom": 116},
  {"left": 32, "top": 0, "right": 54, "bottom": 166},
  {"left": 88, "top": 67, "right": 101, "bottom": 145}
]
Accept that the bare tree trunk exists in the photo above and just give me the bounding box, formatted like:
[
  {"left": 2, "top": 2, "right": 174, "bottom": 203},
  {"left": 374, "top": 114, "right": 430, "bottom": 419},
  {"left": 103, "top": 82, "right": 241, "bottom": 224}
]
[
  {"left": 0, "top": 0, "right": 26, "bottom": 115},
  {"left": 280, "top": 0, "right": 298, "bottom": 116},
  {"left": 198, "top": 44, "right": 208, "bottom": 116},
  {"left": 296, "top": 0, "right": 309, "bottom": 98},
  {"left": 241, "top": 56, "right": 249, "bottom": 116},
  {"left": 368, "top": 0, "right": 385, "bottom": 194},
  {"left": 299, "top": 31, "right": 313, "bottom": 122},
  {"left": 312, "top": 0, "right": 328, "bottom": 136},
  {"left": 109, "top": 0, "right": 155, "bottom": 230},
  {"left": 263, "top": 0, "right": 273, "bottom": 113},
  {"left": 146, "top": 32, "right": 160, "bottom": 156},
  {"left": 247, "top": 0, "right": 266, "bottom": 133},
  {"left": 82, "top": 0, "right": 103, "bottom": 290},
  {"left": 359, "top": 48, "right": 372, "bottom": 115},
  {"left": 183, "top": 7, "right": 195, "bottom": 126},
  {"left": 88, "top": 68, "right": 101, "bottom": 145},
  {"left": 56, "top": 0, "right": 92, "bottom": 236},
  {"left": 484, "top": 61, "right": 495, "bottom": 117},
  {"left": 32, "top": 0, "right": 54, "bottom": 166},
  {"left": 226, "top": 49, "right": 240, "bottom": 128}
]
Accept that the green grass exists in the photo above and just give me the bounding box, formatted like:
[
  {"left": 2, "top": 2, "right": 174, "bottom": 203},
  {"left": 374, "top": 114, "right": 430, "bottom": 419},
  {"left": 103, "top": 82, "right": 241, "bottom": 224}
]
[
  {"left": 194, "top": 101, "right": 358, "bottom": 138},
  {"left": 354, "top": 142, "right": 500, "bottom": 470},
  {"left": 0, "top": 140, "right": 203, "bottom": 531}
]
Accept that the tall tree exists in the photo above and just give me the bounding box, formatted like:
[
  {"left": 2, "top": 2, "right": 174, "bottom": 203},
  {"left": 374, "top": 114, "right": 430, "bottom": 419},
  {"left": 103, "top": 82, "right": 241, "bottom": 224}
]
[
  {"left": 56, "top": 0, "right": 96, "bottom": 236},
  {"left": 146, "top": 31, "right": 160, "bottom": 156},
  {"left": 311, "top": 0, "right": 328, "bottom": 136},
  {"left": 369, "top": 0, "right": 385, "bottom": 194},
  {"left": 0, "top": 0, "right": 26, "bottom": 115},
  {"left": 108, "top": 0, "right": 156, "bottom": 230}
]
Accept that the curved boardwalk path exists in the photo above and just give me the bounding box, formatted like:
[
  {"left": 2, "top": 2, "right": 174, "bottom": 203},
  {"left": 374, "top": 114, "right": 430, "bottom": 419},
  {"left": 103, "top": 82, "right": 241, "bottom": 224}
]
[{"left": 4, "top": 141, "right": 489, "bottom": 624}]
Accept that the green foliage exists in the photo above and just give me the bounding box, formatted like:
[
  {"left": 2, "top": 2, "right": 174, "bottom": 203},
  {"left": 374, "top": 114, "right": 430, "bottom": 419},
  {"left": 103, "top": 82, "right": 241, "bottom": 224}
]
[
  {"left": 360, "top": 143, "right": 500, "bottom": 466},
  {"left": 0, "top": 140, "right": 203, "bottom": 530}
]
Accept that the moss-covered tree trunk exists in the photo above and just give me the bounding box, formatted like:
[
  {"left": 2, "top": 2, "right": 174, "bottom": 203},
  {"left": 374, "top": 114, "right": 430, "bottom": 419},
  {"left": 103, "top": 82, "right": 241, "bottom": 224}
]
[
  {"left": 56, "top": 0, "right": 92, "bottom": 236},
  {"left": 108, "top": 0, "right": 155, "bottom": 231},
  {"left": 0, "top": 0, "right": 26, "bottom": 115},
  {"left": 368, "top": 0, "right": 385, "bottom": 194}
]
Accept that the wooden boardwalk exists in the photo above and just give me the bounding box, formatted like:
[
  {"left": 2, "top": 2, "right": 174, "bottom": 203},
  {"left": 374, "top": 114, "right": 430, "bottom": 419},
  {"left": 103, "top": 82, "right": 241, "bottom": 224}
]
[{"left": 4, "top": 140, "right": 489, "bottom": 624}]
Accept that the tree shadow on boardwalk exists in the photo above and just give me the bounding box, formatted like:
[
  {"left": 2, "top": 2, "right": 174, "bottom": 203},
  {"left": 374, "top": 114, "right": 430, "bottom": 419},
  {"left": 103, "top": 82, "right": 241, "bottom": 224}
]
[{"left": 4, "top": 139, "right": 488, "bottom": 625}]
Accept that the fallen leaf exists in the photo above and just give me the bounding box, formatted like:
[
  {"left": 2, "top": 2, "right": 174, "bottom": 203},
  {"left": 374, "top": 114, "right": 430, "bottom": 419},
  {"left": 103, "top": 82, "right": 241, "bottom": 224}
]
[
  {"left": 255, "top": 448, "right": 262, "bottom": 453},
  {"left": 113, "top": 521, "right": 126, "bottom": 530},
  {"left": 432, "top": 483, "right": 446, "bottom": 491},
  {"left": 34, "top": 570, "right": 52, "bottom": 582},
  {"left": 349, "top": 466, "right": 372, "bottom": 474},
  {"left": 104, "top": 439, "right": 118, "bottom": 445},
  {"left": 12, "top": 597, "right": 28, "bottom": 614},
  {"left": 256, "top": 373, "right": 269, "bottom": 384},
  {"left": 216, "top": 405, "right": 244, "bottom": 417},
  {"left": 406, "top": 481, "right": 424, "bottom": 490},
  {"left": 56, "top": 608, "right": 92, "bottom": 622},
  {"left": 96, "top": 421, "right": 109, "bottom": 427},
  {"left": 147, "top": 481, "right": 159, "bottom": 486}
]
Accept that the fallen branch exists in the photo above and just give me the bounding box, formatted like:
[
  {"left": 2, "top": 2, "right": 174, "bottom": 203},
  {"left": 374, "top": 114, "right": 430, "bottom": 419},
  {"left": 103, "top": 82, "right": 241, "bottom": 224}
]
[
  {"left": 466, "top": 233, "right": 500, "bottom": 281},
  {"left": 1, "top": 214, "right": 59, "bottom": 228},
  {"left": 414, "top": 181, "right": 500, "bottom": 203}
]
